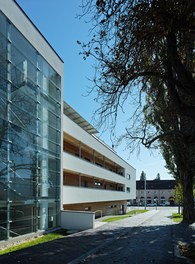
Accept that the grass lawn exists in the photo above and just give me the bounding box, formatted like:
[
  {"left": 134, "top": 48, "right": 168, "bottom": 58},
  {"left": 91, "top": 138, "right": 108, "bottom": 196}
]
[
  {"left": 0, "top": 210, "right": 148, "bottom": 254},
  {"left": 127, "top": 209, "right": 148, "bottom": 216},
  {"left": 102, "top": 215, "right": 130, "bottom": 222},
  {"left": 102, "top": 209, "right": 148, "bottom": 223},
  {"left": 0, "top": 229, "right": 68, "bottom": 255},
  {"left": 172, "top": 213, "right": 183, "bottom": 222}
]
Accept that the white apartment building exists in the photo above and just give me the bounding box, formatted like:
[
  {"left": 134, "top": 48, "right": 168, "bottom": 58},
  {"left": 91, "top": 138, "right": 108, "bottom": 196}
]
[
  {"left": 62, "top": 102, "right": 136, "bottom": 218},
  {"left": 0, "top": 0, "right": 136, "bottom": 242}
]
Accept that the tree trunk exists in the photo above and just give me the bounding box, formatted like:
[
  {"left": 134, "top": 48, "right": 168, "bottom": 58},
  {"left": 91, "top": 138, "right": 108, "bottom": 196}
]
[{"left": 182, "top": 171, "right": 195, "bottom": 223}]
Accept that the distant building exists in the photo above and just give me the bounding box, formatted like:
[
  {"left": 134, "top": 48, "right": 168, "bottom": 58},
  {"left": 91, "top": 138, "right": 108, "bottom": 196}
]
[{"left": 136, "top": 180, "right": 176, "bottom": 206}]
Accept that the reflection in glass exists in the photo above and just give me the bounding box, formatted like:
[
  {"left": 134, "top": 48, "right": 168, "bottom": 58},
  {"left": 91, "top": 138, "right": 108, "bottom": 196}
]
[{"left": 0, "top": 12, "right": 61, "bottom": 241}]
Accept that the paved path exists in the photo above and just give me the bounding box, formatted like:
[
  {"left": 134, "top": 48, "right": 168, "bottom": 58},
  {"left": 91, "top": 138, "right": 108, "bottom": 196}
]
[
  {"left": 0, "top": 208, "right": 193, "bottom": 264},
  {"left": 76, "top": 209, "right": 175, "bottom": 264}
]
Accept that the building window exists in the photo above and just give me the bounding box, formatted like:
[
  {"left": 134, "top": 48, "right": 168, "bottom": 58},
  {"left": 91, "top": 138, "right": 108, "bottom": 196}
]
[
  {"left": 126, "top": 173, "right": 131, "bottom": 180},
  {"left": 95, "top": 181, "right": 102, "bottom": 186},
  {"left": 85, "top": 207, "right": 91, "bottom": 211},
  {"left": 126, "top": 187, "right": 130, "bottom": 193}
]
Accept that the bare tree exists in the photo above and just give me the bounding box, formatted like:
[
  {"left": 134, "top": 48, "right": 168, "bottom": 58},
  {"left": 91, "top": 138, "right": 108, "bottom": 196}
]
[{"left": 79, "top": 0, "right": 195, "bottom": 222}]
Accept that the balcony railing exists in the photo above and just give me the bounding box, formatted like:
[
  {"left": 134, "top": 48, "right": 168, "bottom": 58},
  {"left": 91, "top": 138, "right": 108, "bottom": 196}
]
[
  {"left": 63, "top": 185, "right": 130, "bottom": 204},
  {"left": 63, "top": 152, "right": 128, "bottom": 186},
  {"left": 63, "top": 150, "right": 125, "bottom": 177}
]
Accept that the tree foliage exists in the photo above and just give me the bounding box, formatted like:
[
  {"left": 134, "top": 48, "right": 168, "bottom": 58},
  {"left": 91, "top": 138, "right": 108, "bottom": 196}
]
[
  {"left": 175, "top": 183, "right": 183, "bottom": 205},
  {"left": 140, "top": 171, "right": 146, "bottom": 181},
  {"left": 154, "top": 173, "right": 160, "bottom": 181},
  {"left": 80, "top": 0, "right": 195, "bottom": 222}
]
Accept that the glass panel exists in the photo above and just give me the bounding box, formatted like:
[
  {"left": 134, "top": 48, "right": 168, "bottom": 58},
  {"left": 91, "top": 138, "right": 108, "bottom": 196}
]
[
  {"left": 48, "top": 80, "right": 60, "bottom": 101},
  {"left": 10, "top": 204, "right": 35, "bottom": 237},
  {"left": 48, "top": 202, "right": 58, "bottom": 228},
  {"left": 48, "top": 111, "right": 60, "bottom": 130},
  {"left": 10, "top": 26, "right": 36, "bottom": 66},
  {"left": 37, "top": 55, "right": 43, "bottom": 71},
  {"left": 37, "top": 154, "right": 60, "bottom": 197},
  {"left": 11, "top": 65, "right": 25, "bottom": 89},
  {"left": 0, "top": 12, "right": 7, "bottom": 36},
  {"left": 11, "top": 45, "right": 26, "bottom": 73},
  {"left": 0, "top": 117, "right": 8, "bottom": 185},
  {"left": 48, "top": 157, "right": 60, "bottom": 172},
  {"left": 40, "top": 94, "right": 61, "bottom": 117},
  {"left": 51, "top": 73, "right": 61, "bottom": 88},
  {"left": 0, "top": 79, "right": 7, "bottom": 97},
  {"left": 42, "top": 60, "right": 49, "bottom": 78},
  {"left": 40, "top": 57, "right": 61, "bottom": 101},
  {"left": 10, "top": 47, "right": 38, "bottom": 91},
  {"left": 42, "top": 76, "right": 60, "bottom": 101},
  {"left": 48, "top": 171, "right": 60, "bottom": 186},
  {"left": 37, "top": 69, "right": 42, "bottom": 87},
  {"left": 0, "top": 33, "right": 7, "bottom": 95},
  {"left": 27, "top": 60, "right": 37, "bottom": 84},
  {"left": 48, "top": 141, "right": 60, "bottom": 155},
  {"left": 0, "top": 99, "right": 7, "bottom": 122},
  {"left": 0, "top": 12, "right": 61, "bottom": 239},
  {"left": 10, "top": 104, "right": 37, "bottom": 133},
  {"left": 0, "top": 204, "right": 7, "bottom": 241},
  {"left": 48, "top": 126, "right": 60, "bottom": 144},
  {"left": 0, "top": 33, "right": 7, "bottom": 55},
  {"left": 11, "top": 86, "right": 37, "bottom": 117},
  {"left": 9, "top": 126, "right": 37, "bottom": 199}
]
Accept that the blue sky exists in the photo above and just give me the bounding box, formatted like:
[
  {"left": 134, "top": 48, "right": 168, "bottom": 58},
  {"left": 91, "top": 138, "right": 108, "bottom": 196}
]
[{"left": 16, "top": 0, "right": 173, "bottom": 180}]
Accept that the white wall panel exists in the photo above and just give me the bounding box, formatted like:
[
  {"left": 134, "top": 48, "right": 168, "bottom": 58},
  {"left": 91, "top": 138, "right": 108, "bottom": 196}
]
[{"left": 63, "top": 186, "right": 134, "bottom": 204}]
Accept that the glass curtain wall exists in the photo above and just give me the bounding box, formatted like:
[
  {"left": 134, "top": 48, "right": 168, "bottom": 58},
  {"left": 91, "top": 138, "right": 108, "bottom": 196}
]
[{"left": 0, "top": 12, "right": 61, "bottom": 241}]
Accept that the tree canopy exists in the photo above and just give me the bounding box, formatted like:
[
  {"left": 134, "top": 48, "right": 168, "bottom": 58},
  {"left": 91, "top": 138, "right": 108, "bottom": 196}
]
[
  {"left": 80, "top": 0, "right": 195, "bottom": 222},
  {"left": 154, "top": 173, "right": 160, "bottom": 181},
  {"left": 140, "top": 171, "right": 146, "bottom": 181}
]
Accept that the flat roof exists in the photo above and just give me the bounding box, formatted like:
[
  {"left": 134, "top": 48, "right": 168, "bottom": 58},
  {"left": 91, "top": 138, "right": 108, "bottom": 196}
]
[{"left": 63, "top": 101, "right": 98, "bottom": 135}]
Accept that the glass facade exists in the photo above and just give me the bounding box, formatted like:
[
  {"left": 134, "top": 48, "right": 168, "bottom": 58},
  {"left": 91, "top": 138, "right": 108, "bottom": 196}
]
[{"left": 0, "top": 12, "right": 61, "bottom": 240}]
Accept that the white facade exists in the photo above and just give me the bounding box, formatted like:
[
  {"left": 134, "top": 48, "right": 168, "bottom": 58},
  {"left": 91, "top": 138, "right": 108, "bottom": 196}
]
[{"left": 62, "top": 103, "right": 136, "bottom": 215}]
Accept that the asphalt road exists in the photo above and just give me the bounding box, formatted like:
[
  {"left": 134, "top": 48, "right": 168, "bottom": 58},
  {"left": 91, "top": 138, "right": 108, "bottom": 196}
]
[
  {"left": 78, "top": 207, "right": 177, "bottom": 264},
  {"left": 1, "top": 207, "right": 191, "bottom": 264}
]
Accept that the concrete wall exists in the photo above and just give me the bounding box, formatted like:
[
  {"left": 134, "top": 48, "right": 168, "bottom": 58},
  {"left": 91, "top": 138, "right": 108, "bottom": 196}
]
[{"left": 61, "top": 210, "right": 95, "bottom": 231}]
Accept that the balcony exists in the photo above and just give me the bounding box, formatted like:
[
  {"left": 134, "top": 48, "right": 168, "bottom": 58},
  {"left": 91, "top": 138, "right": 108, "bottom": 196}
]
[
  {"left": 63, "top": 133, "right": 125, "bottom": 177},
  {"left": 62, "top": 185, "right": 130, "bottom": 204},
  {"left": 63, "top": 152, "right": 127, "bottom": 185}
]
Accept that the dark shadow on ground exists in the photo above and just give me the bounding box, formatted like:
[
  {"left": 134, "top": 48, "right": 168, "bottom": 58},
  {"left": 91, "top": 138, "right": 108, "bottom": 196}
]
[
  {"left": 1, "top": 221, "right": 191, "bottom": 264},
  {"left": 172, "top": 222, "right": 195, "bottom": 245}
]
